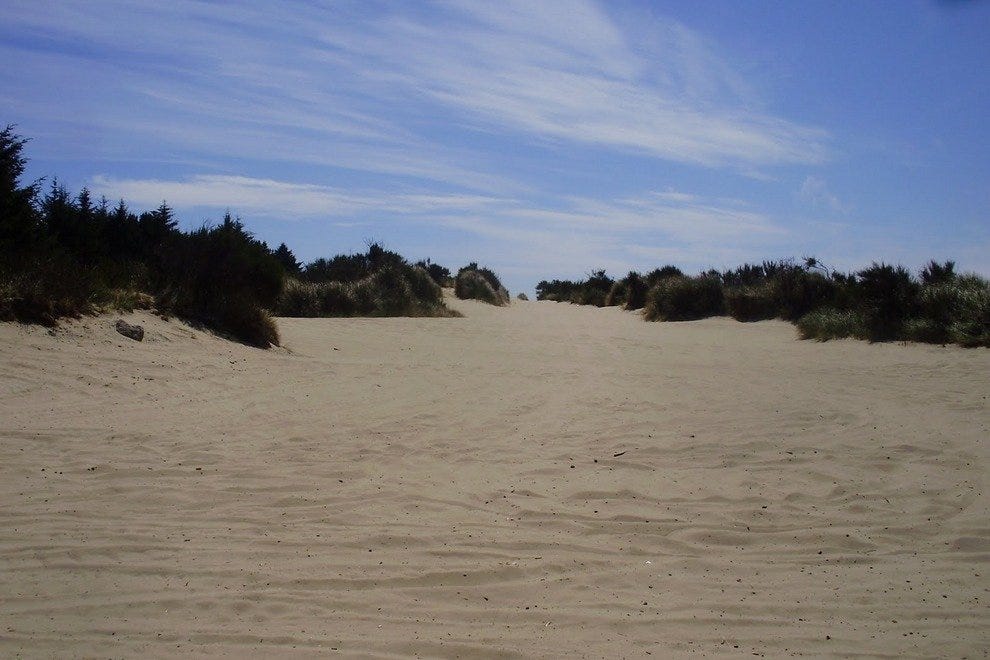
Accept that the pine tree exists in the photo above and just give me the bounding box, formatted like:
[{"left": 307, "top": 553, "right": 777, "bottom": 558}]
[{"left": 0, "top": 125, "right": 41, "bottom": 256}]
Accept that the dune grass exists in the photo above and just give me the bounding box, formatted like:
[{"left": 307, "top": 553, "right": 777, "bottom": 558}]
[{"left": 455, "top": 263, "right": 510, "bottom": 306}]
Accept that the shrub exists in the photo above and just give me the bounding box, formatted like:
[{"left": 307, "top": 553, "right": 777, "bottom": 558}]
[
  {"left": 644, "top": 275, "right": 725, "bottom": 321},
  {"left": 535, "top": 278, "right": 581, "bottom": 302},
  {"left": 920, "top": 260, "right": 956, "bottom": 286},
  {"left": 406, "top": 266, "right": 444, "bottom": 307},
  {"left": 455, "top": 263, "right": 509, "bottom": 305},
  {"left": 317, "top": 281, "right": 359, "bottom": 316},
  {"left": 517, "top": 292, "right": 529, "bottom": 301},
  {"left": 278, "top": 278, "right": 321, "bottom": 317},
  {"left": 903, "top": 317, "right": 947, "bottom": 344},
  {"left": 0, "top": 253, "right": 98, "bottom": 325},
  {"left": 102, "top": 289, "right": 154, "bottom": 313},
  {"left": 725, "top": 284, "right": 778, "bottom": 322},
  {"left": 415, "top": 259, "right": 452, "bottom": 287},
  {"left": 605, "top": 272, "right": 651, "bottom": 310},
  {"left": 217, "top": 298, "right": 280, "bottom": 348},
  {"left": 369, "top": 266, "right": 414, "bottom": 315},
  {"left": 796, "top": 308, "right": 867, "bottom": 341},
  {"left": 573, "top": 270, "right": 613, "bottom": 307},
  {"left": 645, "top": 266, "right": 683, "bottom": 285},
  {"left": 917, "top": 274, "right": 990, "bottom": 347},
  {"left": 162, "top": 214, "right": 285, "bottom": 346},
  {"left": 774, "top": 268, "right": 838, "bottom": 321},
  {"left": 289, "top": 247, "right": 455, "bottom": 318},
  {"left": 349, "top": 278, "right": 378, "bottom": 315},
  {"left": 856, "top": 263, "right": 919, "bottom": 341}
]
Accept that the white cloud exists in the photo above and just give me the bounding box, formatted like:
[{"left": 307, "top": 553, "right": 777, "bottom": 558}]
[
  {"left": 4, "top": 0, "right": 827, "bottom": 181},
  {"left": 90, "top": 170, "right": 809, "bottom": 289},
  {"left": 318, "top": 1, "right": 828, "bottom": 167},
  {"left": 91, "top": 172, "right": 781, "bottom": 246},
  {"left": 89, "top": 174, "right": 509, "bottom": 218},
  {"left": 798, "top": 176, "right": 846, "bottom": 213}
]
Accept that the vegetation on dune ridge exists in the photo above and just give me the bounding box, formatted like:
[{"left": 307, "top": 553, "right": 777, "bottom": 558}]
[
  {"left": 455, "top": 262, "right": 510, "bottom": 306},
  {"left": 276, "top": 247, "right": 460, "bottom": 318},
  {"left": 0, "top": 126, "right": 467, "bottom": 345},
  {"left": 540, "top": 258, "right": 989, "bottom": 348}
]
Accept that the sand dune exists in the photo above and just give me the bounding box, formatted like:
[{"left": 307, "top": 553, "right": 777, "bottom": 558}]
[{"left": 1, "top": 297, "right": 988, "bottom": 657}]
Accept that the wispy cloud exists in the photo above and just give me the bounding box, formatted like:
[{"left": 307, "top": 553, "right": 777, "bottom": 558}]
[
  {"left": 3, "top": 0, "right": 827, "bottom": 182},
  {"left": 91, "top": 172, "right": 790, "bottom": 283},
  {"left": 89, "top": 174, "right": 510, "bottom": 219},
  {"left": 798, "top": 175, "right": 846, "bottom": 213},
  {"left": 319, "top": 0, "right": 829, "bottom": 168}
]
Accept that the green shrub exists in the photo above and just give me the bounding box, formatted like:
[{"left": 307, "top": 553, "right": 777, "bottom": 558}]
[
  {"left": 796, "top": 308, "right": 868, "bottom": 341},
  {"left": 902, "top": 317, "right": 947, "bottom": 344},
  {"left": 939, "top": 275, "right": 989, "bottom": 347},
  {"left": 0, "top": 253, "right": 97, "bottom": 325},
  {"left": 278, "top": 278, "right": 320, "bottom": 317},
  {"left": 318, "top": 281, "right": 358, "bottom": 315},
  {"left": 857, "top": 263, "right": 919, "bottom": 341},
  {"left": 162, "top": 214, "right": 285, "bottom": 346},
  {"left": 406, "top": 266, "right": 444, "bottom": 307},
  {"left": 455, "top": 264, "right": 509, "bottom": 305},
  {"left": 644, "top": 275, "right": 725, "bottom": 321},
  {"left": 915, "top": 274, "right": 988, "bottom": 345},
  {"left": 725, "top": 284, "right": 778, "bottom": 322},
  {"left": 369, "top": 266, "right": 414, "bottom": 315},
  {"left": 216, "top": 298, "right": 280, "bottom": 348},
  {"left": 920, "top": 260, "right": 956, "bottom": 286},
  {"left": 535, "top": 279, "right": 581, "bottom": 302},
  {"left": 774, "top": 268, "right": 838, "bottom": 321},
  {"left": 415, "top": 259, "right": 452, "bottom": 287},
  {"left": 645, "top": 266, "right": 683, "bottom": 285},
  {"left": 605, "top": 272, "right": 650, "bottom": 310}
]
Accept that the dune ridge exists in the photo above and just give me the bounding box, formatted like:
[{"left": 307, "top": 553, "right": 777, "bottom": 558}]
[{"left": 1, "top": 297, "right": 988, "bottom": 657}]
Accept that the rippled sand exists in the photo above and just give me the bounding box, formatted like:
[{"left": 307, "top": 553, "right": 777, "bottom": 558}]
[{"left": 1, "top": 296, "right": 988, "bottom": 657}]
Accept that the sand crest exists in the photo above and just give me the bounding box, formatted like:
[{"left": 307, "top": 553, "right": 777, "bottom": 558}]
[{"left": 1, "top": 298, "right": 988, "bottom": 657}]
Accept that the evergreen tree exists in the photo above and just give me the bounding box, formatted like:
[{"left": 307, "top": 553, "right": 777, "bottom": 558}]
[
  {"left": 0, "top": 125, "right": 40, "bottom": 255},
  {"left": 273, "top": 242, "right": 301, "bottom": 274}
]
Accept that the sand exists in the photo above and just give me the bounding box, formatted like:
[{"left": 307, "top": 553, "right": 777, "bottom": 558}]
[{"left": 1, "top": 296, "right": 988, "bottom": 657}]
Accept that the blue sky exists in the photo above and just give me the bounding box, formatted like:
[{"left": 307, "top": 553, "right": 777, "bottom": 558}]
[{"left": 2, "top": 0, "right": 988, "bottom": 294}]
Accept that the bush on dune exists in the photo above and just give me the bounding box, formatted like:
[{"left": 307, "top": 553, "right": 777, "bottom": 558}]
[
  {"left": 607, "top": 272, "right": 655, "bottom": 310},
  {"left": 724, "top": 284, "right": 778, "bottom": 322},
  {"left": 796, "top": 308, "right": 868, "bottom": 341},
  {"left": 281, "top": 243, "right": 456, "bottom": 318},
  {"left": 914, "top": 273, "right": 990, "bottom": 346},
  {"left": 773, "top": 266, "right": 839, "bottom": 321},
  {"left": 643, "top": 275, "right": 725, "bottom": 322},
  {"left": 856, "top": 263, "right": 919, "bottom": 342},
  {"left": 160, "top": 214, "right": 284, "bottom": 347},
  {"left": 455, "top": 263, "right": 509, "bottom": 306},
  {"left": 574, "top": 270, "right": 613, "bottom": 307},
  {"left": 534, "top": 278, "right": 581, "bottom": 302}
]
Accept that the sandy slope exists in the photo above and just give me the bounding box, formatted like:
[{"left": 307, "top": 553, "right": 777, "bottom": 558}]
[{"left": 1, "top": 297, "right": 988, "bottom": 658}]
